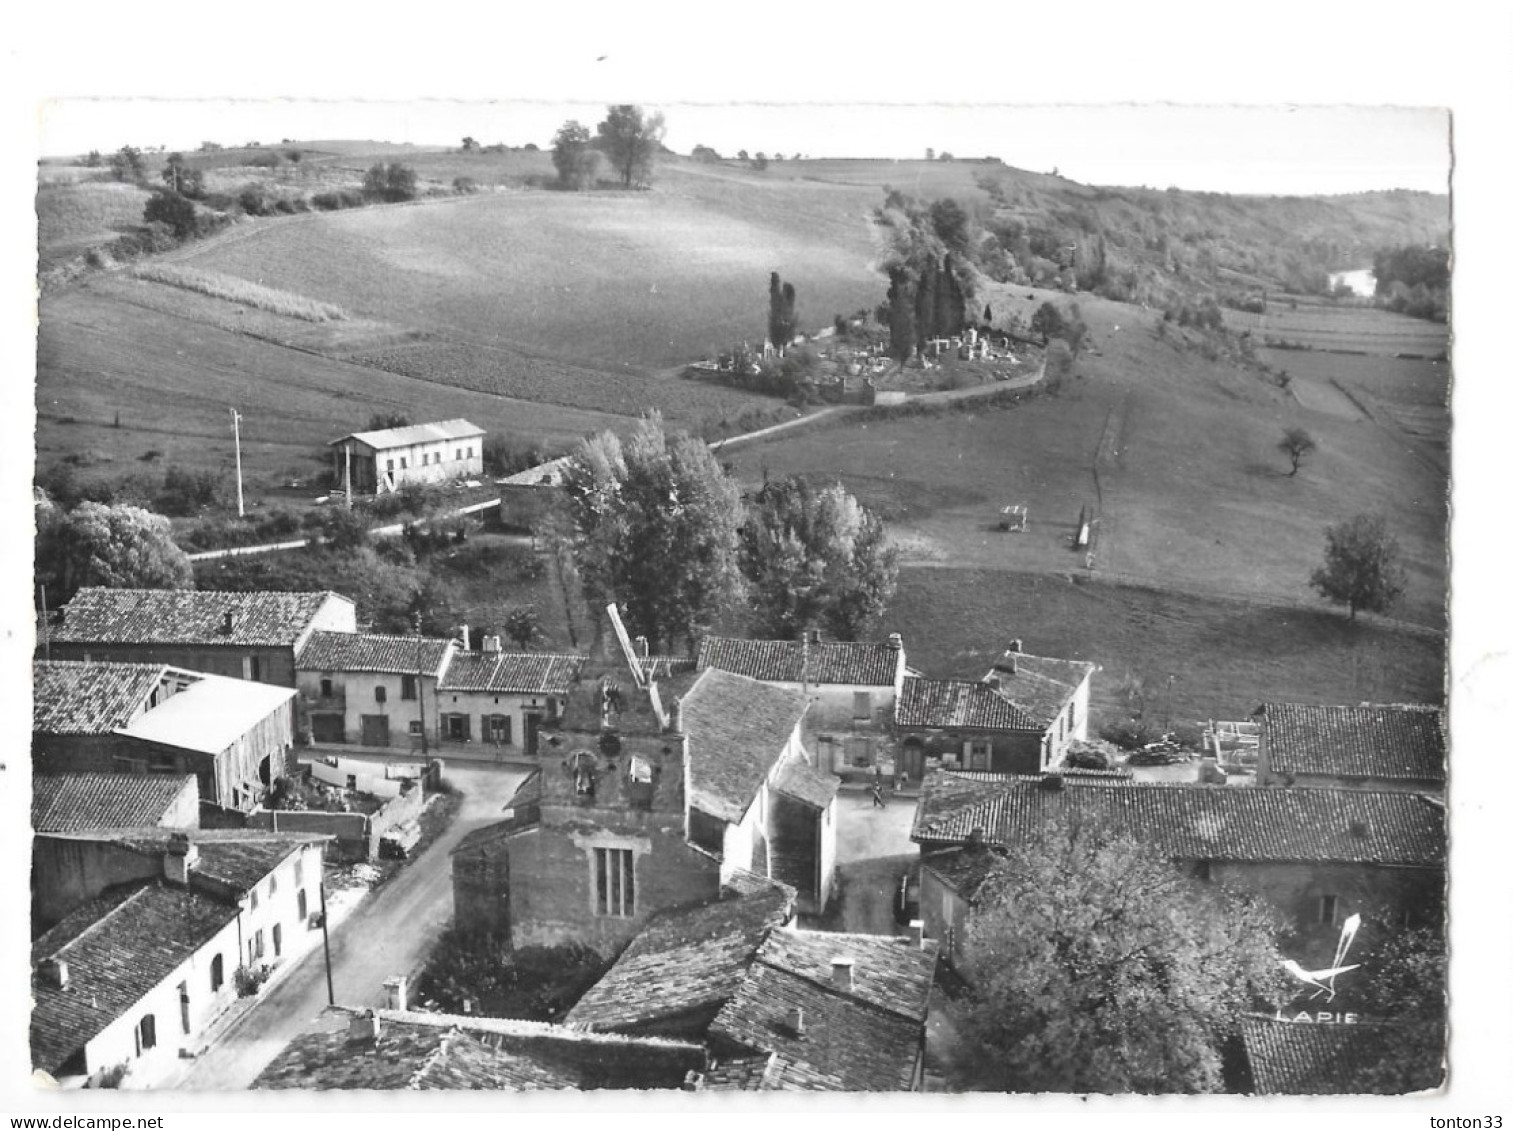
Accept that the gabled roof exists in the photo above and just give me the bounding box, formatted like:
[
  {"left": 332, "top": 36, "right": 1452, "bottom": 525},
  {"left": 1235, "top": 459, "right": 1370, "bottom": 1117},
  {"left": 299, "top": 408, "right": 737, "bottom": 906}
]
[
  {"left": 31, "top": 774, "right": 196, "bottom": 833},
  {"left": 911, "top": 771, "right": 1446, "bottom": 867},
  {"left": 32, "top": 660, "right": 171, "bottom": 734},
  {"left": 680, "top": 669, "right": 810, "bottom": 824},
  {"left": 331, "top": 418, "right": 484, "bottom": 451},
  {"left": 53, "top": 587, "right": 350, "bottom": 648},
  {"left": 298, "top": 631, "right": 453, "bottom": 676},
  {"left": 1240, "top": 1016, "right": 1444, "bottom": 1095},
  {"left": 708, "top": 929, "right": 940, "bottom": 1091},
  {"left": 972, "top": 650, "right": 1097, "bottom": 725},
  {"left": 32, "top": 882, "right": 239, "bottom": 1074},
  {"left": 253, "top": 1008, "right": 705, "bottom": 1090},
  {"left": 115, "top": 675, "right": 295, "bottom": 754},
  {"left": 1258, "top": 703, "right": 1446, "bottom": 783},
  {"left": 567, "top": 887, "right": 795, "bottom": 1032},
  {"left": 697, "top": 635, "right": 904, "bottom": 687},
  {"left": 771, "top": 758, "right": 841, "bottom": 810},
  {"left": 439, "top": 651, "right": 586, "bottom": 694},
  {"left": 895, "top": 676, "right": 1042, "bottom": 732},
  {"left": 42, "top": 828, "right": 328, "bottom": 895},
  {"left": 920, "top": 844, "right": 1003, "bottom": 901}
]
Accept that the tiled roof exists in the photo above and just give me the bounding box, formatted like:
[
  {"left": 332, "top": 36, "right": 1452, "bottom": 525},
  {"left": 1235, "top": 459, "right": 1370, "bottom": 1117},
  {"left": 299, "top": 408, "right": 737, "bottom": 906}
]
[
  {"left": 567, "top": 887, "right": 794, "bottom": 1032},
  {"left": 721, "top": 869, "right": 798, "bottom": 902},
  {"left": 335, "top": 418, "right": 485, "bottom": 451},
  {"left": 921, "top": 845, "right": 1002, "bottom": 901},
  {"left": 911, "top": 771, "right": 1446, "bottom": 866},
  {"left": 680, "top": 669, "right": 811, "bottom": 823},
  {"left": 32, "top": 882, "right": 239, "bottom": 1074},
  {"left": 53, "top": 587, "right": 349, "bottom": 648},
  {"left": 32, "top": 660, "right": 171, "bottom": 734},
  {"left": 1258, "top": 703, "right": 1446, "bottom": 783},
  {"left": 699, "top": 1053, "right": 788, "bottom": 1090},
  {"left": 1240, "top": 1017, "right": 1445, "bottom": 1095},
  {"left": 49, "top": 829, "right": 327, "bottom": 894},
  {"left": 971, "top": 651, "right": 1097, "bottom": 724},
  {"left": 440, "top": 652, "right": 585, "bottom": 694},
  {"left": 771, "top": 758, "right": 840, "bottom": 810},
  {"left": 31, "top": 774, "right": 196, "bottom": 832},
  {"left": 298, "top": 631, "right": 453, "bottom": 676},
  {"left": 895, "top": 676, "right": 1042, "bottom": 731},
  {"left": 253, "top": 1008, "right": 705, "bottom": 1090},
  {"left": 708, "top": 929, "right": 940, "bottom": 1091},
  {"left": 697, "top": 635, "right": 904, "bottom": 687}
]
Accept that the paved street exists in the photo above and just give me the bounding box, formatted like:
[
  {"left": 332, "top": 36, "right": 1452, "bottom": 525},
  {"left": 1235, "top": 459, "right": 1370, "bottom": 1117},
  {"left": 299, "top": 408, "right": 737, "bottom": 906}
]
[
  {"left": 807, "top": 789, "right": 919, "bottom": 937},
  {"left": 170, "top": 762, "right": 531, "bottom": 1091}
]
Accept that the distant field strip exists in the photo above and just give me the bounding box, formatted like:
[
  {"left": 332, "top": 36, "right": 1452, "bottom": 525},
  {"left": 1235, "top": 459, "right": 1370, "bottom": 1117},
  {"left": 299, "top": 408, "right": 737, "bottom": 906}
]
[{"left": 131, "top": 264, "right": 350, "bottom": 322}]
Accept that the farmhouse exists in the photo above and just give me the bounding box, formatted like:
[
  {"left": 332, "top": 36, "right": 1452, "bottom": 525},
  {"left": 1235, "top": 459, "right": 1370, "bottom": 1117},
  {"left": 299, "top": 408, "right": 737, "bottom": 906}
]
[
  {"left": 47, "top": 587, "right": 357, "bottom": 687},
  {"left": 328, "top": 419, "right": 485, "bottom": 496},
  {"left": 31, "top": 829, "right": 328, "bottom": 1087},
  {"left": 34, "top": 659, "right": 298, "bottom": 815},
  {"left": 296, "top": 630, "right": 457, "bottom": 747},
  {"left": 449, "top": 608, "right": 836, "bottom": 949},
  {"left": 910, "top": 771, "right": 1445, "bottom": 966},
  {"left": 253, "top": 1005, "right": 707, "bottom": 1091},
  {"left": 436, "top": 645, "right": 586, "bottom": 757},
  {"left": 893, "top": 641, "right": 1095, "bottom": 776},
  {"left": 1253, "top": 703, "right": 1446, "bottom": 794},
  {"left": 696, "top": 632, "right": 908, "bottom": 777},
  {"left": 568, "top": 885, "right": 939, "bottom": 1091}
]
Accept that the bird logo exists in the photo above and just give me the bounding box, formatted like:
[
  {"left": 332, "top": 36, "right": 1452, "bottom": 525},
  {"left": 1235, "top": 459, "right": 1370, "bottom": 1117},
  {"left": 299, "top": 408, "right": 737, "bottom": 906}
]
[{"left": 1279, "top": 913, "right": 1362, "bottom": 1002}]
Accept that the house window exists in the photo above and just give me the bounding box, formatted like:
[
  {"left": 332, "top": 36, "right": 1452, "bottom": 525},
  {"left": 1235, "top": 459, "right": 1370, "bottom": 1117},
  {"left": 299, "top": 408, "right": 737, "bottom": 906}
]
[
  {"left": 375, "top": 685, "right": 388, "bottom": 704},
  {"left": 320, "top": 677, "right": 334, "bottom": 698},
  {"left": 253, "top": 930, "right": 266, "bottom": 961},
  {"left": 179, "top": 982, "right": 191, "bottom": 1035},
  {"left": 853, "top": 691, "right": 872, "bottom": 722},
  {"left": 250, "top": 888, "right": 259, "bottom": 911},
  {"left": 294, "top": 858, "right": 304, "bottom": 887},
  {"left": 594, "top": 847, "right": 635, "bottom": 917},
  {"left": 488, "top": 715, "right": 512, "bottom": 744},
  {"left": 409, "top": 720, "right": 423, "bottom": 736},
  {"left": 1319, "top": 894, "right": 1339, "bottom": 926},
  {"left": 401, "top": 674, "right": 418, "bottom": 701},
  {"left": 400, "top": 458, "right": 407, "bottom": 469},
  {"left": 1194, "top": 860, "right": 1212, "bottom": 882},
  {"left": 1068, "top": 699, "right": 1077, "bottom": 732},
  {"left": 467, "top": 446, "right": 474, "bottom": 459},
  {"left": 272, "top": 923, "right": 283, "bottom": 958},
  {"left": 456, "top": 448, "right": 463, "bottom": 461},
  {"left": 298, "top": 889, "right": 309, "bottom": 922},
  {"left": 422, "top": 453, "right": 430, "bottom": 466},
  {"left": 386, "top": 459, "right": 394, "bottom": 472},
  {"left": 966, "top": 740, "right": 992, "bottom": 771},
  {"left": 135, "top": 1014, "right": 157, "bottom": 1056},
  {"left": 269, "top": 873, "right": 278, "bottom": 896},
  {"left": 210, "top": 954, "right": 224, "bottom": 992}
]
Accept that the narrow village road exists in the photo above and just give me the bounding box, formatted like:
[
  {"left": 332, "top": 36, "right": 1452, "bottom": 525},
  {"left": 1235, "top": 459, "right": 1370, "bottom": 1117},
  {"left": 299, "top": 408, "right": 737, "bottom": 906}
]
[{"left": 171, "top": 762, "right": 531, "bottom": 1091}]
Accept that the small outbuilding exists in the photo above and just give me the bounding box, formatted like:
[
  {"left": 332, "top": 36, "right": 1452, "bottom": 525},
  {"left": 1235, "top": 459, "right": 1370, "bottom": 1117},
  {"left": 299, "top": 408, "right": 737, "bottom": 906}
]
[{"left": 329, "top": 419, "right": 485, "bottom": 496}]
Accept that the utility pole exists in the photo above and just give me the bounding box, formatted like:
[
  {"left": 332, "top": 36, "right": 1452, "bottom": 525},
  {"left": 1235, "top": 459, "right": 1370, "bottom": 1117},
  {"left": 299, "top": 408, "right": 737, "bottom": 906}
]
[
  {"left": 343, "top": 442, "right": 353, "bottom": 511},
  {"left": 318, "top": 880, "right": 335, "bottom": 1006},
  {"left": 230, "top": 409, "right": 245, "bottom": 518},
  {"left": 415, "top": 611, "right": 429, "bottom": 758}
]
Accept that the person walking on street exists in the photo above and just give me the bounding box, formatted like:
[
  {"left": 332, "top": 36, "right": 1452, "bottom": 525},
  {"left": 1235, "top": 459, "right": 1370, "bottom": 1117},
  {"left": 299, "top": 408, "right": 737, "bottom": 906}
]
[{"left": 871, "top": 781, "right": 886, "bottom": 808}]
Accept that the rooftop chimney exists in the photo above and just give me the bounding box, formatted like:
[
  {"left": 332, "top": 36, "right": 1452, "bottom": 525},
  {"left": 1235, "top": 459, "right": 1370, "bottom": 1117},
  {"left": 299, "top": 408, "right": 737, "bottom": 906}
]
[
  {"left": 986, "top": 673, "right": 1002, "bottom": 691},
  {"left": 164, "top": 833, "right": 199, "bottom": 886},
  {"left": 222, "top": 609, "right": 238, "bottom": 635},
  {"left": 887, "top": 633, "right": 903, "bottom": 651},
  {"left": 459, "top": 623, "right": 471, "bottom": 651},
  {"left": 786, "top": 1006, "right": 806, "bottom": 1036},
  {"left": 383, "top": 975, "right": 409, "bottom": 1012},
  {"left": 38, "top": 958, "right": 69, "bottom": 990},
  {"left": 830, "top": 957, "right": 854, "bottom": 993},
  {"left": 909, "top": 920, "right": 925, "bottom": 949},
  {"left": 348, "top": 1009, "right": 381, "bottom": 1043},
  {"left": 1007, "top": 639, "right": 1023, "bottom": 653},
  {"left": 483, "top": 635, "right": 502, "bottom": 654},
  {"left": 807, "top": 628, "right": 822, "bottom": 645}
]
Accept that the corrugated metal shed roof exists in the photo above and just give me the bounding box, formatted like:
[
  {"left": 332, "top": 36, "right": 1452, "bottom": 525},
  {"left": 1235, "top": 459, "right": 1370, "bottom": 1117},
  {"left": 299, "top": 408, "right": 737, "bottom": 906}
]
[{"left": 332, "top": 419, "right": 484, "bottom": 451}]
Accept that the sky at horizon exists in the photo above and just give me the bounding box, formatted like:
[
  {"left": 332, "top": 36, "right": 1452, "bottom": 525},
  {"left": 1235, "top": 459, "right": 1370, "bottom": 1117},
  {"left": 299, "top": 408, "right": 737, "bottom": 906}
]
[{"left": 37, "top": 100, "right": 1451, "bottom": 197}]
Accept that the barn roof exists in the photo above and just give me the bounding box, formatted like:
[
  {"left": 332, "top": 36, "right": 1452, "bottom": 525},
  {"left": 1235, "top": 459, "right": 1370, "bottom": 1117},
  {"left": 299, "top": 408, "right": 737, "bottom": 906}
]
[
  {"left": 697, "top": 635, "right": 904, "bottom": 687},
  {"left": 331, "top": 419, "right": 484, "bottom": 451},
  {"left": 53, "top": 587, "right": 350, "bottom": 649},
  {"left": 1257, "top": 703, "right": 1446, "bottom": 783},
  {"left": 32, "top": 660, "right": 171, "bottom": 734}
]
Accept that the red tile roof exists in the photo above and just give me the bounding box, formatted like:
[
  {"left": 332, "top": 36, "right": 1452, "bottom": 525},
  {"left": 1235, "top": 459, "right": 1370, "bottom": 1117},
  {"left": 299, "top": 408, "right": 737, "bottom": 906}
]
[
  {"left": 895, "top": 677, "right": 1042, "bottom": 731},
  {"left": 298, "top": 631, "right": 453, "bottom": 676},
  {"left": 54, "top": 587, "right": 350, "bottom": 648},
  {"left": 32, "top": 660, "right": 169, "bottom": 734},
  {"left": 439, "top": 651, "right": 585, "bottom": 694},
  {"left": 31, "top": 774, "right": 196, "bottom": 832},
  {"left": 697, "top": 635, "right": 904, "bottom": 687},
  {"left": 680, "top": 669, "right": 810, "bottom": 823},
  {"left": 1240, "top": 1017, "right": 1445, "bottom": 1094},
  {"left": 1258, "top": 703, "right": 1446, "bottom": 783},
  {"left": 911, "top": 771, "right": 1445, "bottom": 866}
]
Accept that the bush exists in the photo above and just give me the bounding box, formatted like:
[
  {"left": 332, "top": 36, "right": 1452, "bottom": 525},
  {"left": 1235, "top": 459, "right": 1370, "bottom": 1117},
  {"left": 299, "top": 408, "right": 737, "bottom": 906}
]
[
  {"left": 234, "top": 963, "right": 272, "bottom": 997},
  {"left": 156, "top": 465, "right": 222, "bottom": 516},
  {"left": 453, "top": 176, "right": 479, "bottom": 195}
]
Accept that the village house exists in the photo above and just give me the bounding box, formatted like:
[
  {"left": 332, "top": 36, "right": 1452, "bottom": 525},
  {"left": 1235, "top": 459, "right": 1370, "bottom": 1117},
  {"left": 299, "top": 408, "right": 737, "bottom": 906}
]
[
  {"left": 31, "top": 829, "right": 329, "bottom": 1087},
  {"left": 32, "top": 773, "right": 200, "bottom": 834},
  {"left": 567, "top": 883, "right": 940, "bottom": 1091},
  {"left": 296, "top": 630, "right": 456, "bottom": 747},
  {"left": 696, "top": 632, "right": 909, "bottom": 777},
  {"left": 328, "top": 418, "right": 485, "bottom": 496},
  {"left": 893, "top": 641, "right": 1095, "bottom": 776},
  {"left": 46, "top": 587, "right": 357, "bottom": 687},
  {"left": 436, "top": 644, "right": 586, "bottom": 757},
  {"left": 1238, "top": 1016, "right": 1443, "bottom": 1095},
  {"left": 34, "top": 659, "right": 298, "bottom": 814},
  {"left": 910, "top": 771, "right": 1445, "bottom": 966},
  {"left": 449, "top": 607, "right": 838, "bottom": 950},
  {"left": 253, "top": 1004, "right": 707, "bottom": 1091},
  {"left": 1253, "top": 703, "right": 1446, "bottom": 794}
]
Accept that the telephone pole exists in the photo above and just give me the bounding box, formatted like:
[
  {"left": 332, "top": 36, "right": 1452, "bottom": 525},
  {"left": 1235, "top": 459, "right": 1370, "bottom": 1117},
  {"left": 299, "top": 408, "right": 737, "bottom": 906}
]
[
  {"left": 415, "top": 611, "right": 429, "bottom": 758},
  {"left": 230, "top": 409, "right": 245, "bottom": 518}
]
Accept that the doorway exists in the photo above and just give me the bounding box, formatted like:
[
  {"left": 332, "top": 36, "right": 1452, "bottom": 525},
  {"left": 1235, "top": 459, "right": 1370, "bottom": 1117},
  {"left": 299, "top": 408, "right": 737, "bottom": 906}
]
[{"left": 360, "top": 715, "right": 391, "bottom": 746}]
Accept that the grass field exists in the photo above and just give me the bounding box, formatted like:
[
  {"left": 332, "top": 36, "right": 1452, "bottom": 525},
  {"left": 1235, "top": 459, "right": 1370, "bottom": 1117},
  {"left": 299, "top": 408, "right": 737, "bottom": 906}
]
[{"left": 36, "top": 180, "right": 153, "bottom": 268}]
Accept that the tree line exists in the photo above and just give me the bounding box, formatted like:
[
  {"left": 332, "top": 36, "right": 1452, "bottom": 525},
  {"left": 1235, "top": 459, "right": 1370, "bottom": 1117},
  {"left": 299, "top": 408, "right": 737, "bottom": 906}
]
[{"left": 552, "top": 105, "right": 666, "bottom": 191}]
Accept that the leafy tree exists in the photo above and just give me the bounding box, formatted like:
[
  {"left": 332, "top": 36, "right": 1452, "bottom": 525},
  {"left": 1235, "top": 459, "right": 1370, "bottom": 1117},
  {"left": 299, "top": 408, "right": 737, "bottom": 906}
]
[
  {"left": 461, "top": 136, "right": 479, "bottom": 152},
  {"left": 741, "top": 476, "right": 898, "bottom": 640},
  {"left": 691, "top": 144, "right": 721, "bottom": 163},
  {"left": 914, "top": 255, "right": 938, "bottom": 346},
  {"left": 1030, "top": 300, "right": 1066, "bottom": 343},
  {"left": 955, "top": 815, "right": 1286, "bottom": 1093},
  {"left": 368, "top": 412, "right": 411, "bottom": 432},
  {"left": 560, "top": 413, "right": 744, "bottom": 652},
  {"left": 37, "top": 502, "right": 194, "bottom": 605},
  {"left": 1278, "top": 427, "right": 1317, "bottom": 477},
  {"left": 767, "top": 272, "right": 797, "bottom": 350},
  {"left": 551, "top": 120, "right": 599, "bottom": 190},
  {"left": 84, "top": 150, "right": 102, "bottom": 168},
  {"left": 595, "top": 105, "right": 666, "bottom": 188},
  {"left": 161, "top": 153, "right": 204, "bottom": 199},
  {"left": 929, "top": 198, "right": 971, "bottom": 257},
  {"left": 109, "top": 145, "right": 146, "bottom": 183},
  {"left": 736, "top": 149, "right": 749, "bottom": 162},
  {"left": 503, "top": 606, "right": 545, "bottom": 651},
  {"left": 1309, "top": 513, "right": 1407, "bottom": 620},
  {"left": 362, "top": 163, "right": 418, "bottom": 203},
  {"left": 143, "top": 190, "right": 201, "bottom": 239}
]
